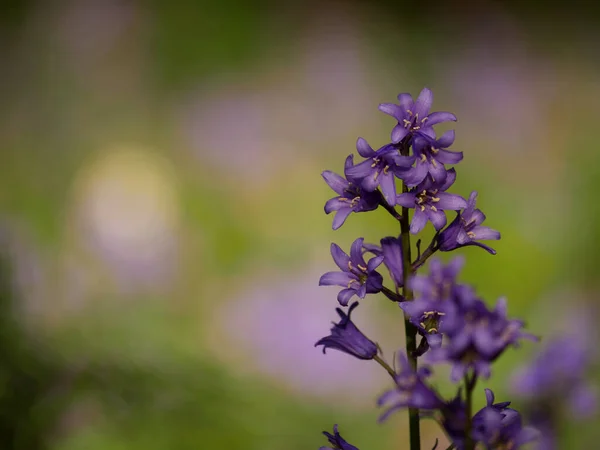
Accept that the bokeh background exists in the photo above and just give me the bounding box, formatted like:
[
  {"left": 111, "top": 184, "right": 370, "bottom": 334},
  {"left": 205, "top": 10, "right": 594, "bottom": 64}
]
[{"left": 1, "top": 0, "right": 599, "bottom": 448}]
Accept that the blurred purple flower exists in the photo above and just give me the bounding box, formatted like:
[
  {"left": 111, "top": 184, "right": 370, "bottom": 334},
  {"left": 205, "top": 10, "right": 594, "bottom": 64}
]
[
  {"left": 345, "top": 138, "right": 414, "bottom": 205},
  {"left": 428, "top": 296, "right": 538, "bottom": 381},
  {"left": 471, "top": 389, "right": 539, "bottom": 449},
  {"left": 378, "top": 87, "right": 457, "bottom": 144},
  {"left": 323, "top": 155, "right": 381, "bottom": 230},
  {"left": 315, "top": 302, "right": 378, "bottom": 360},
  {"left": 319, "top": 238, "right": 384, "bottom": 306},
  {"left": 378, "top": 352, "right": 444, "bottom": 422},
  {"left": 400, "top": 257, "right": 468, "bottom": 351},
  {"left": 215, "top": 270, "right": 385, "bottom": 404},
  {"left": 438, "top": 191, "right": 501, "bottom": 255},
  {"left": 320, "top": 424, "right": 359, "bottom": 450},
  {"left": 396, "top": 170, "right": 467, "bottom": 234}
]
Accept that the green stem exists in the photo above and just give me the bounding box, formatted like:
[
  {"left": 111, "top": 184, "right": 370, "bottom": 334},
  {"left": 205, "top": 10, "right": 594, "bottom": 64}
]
[
  {"left": 399, "top": 140, "right": 420, "bottom": 450},
  {"left": 381, "top": 286, "right": 404, "bottom": 302},
  {"left": 464, "top": 373, "right": 478, "bottom": 450},
  {"left": 373, "top": 354, "right": 396, "bottom": 379}
]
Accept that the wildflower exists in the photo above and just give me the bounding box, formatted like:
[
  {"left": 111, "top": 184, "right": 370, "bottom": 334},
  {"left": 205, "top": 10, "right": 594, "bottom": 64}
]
[
  {"left": 320, "top": 425, "right": 359, "bottom": 450},
  {"left": 323, "top": 155, "right": 381, "bottom": 230},
  {"left": 319, "top": 238, "right": 384, "bottom": 306},
  {"left": 400, "top": 257, "right": 469, "bottom": 351},
  {"left": 345, "top": 138, "right": 414, "bottom": 205},
  {"left": 428, "top": 297, "right": 538, "bottom": 381},
  {"left": 396, "top": 170, "right": 467, "bottom": 234},
  {"left": 378, "top": 353, "right": 444, "bottom": 422},
  {"left": 378, "top": 87, "right": 457, "bottom": 144},
  {"left": 315, "top": 302, "right": 378, "bottom": 360},
  {"left": 408, "top": 131, "right": 463, "bottom": 186},
  {"left": 471, "top": 389, "right": 539, "bottom": 449},
  {"left": 437, "top": 191, "right": 501, "bottom": 255}
]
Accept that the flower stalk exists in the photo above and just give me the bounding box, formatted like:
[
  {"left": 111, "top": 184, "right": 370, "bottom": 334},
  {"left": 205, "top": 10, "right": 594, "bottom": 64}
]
[{"left": 399, "top": 138, "right": 421, "bottom": 450}]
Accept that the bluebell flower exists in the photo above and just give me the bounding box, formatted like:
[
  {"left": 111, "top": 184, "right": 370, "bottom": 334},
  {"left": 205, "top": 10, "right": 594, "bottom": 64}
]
[
  {"left": 428, "top": 296, "right": 538, "bottom": 381},
  {"left": 320, "top": 424, "right": 359, "bottom": 450},
  {"left": 322, "top": 155, "right": 381, "bottom": 230},
  {"left": 408, "top": 131, "right": 463, "bottom": 187},
  {"left": 319, "top": 238, "right": 384, "bottom": 306},
  {"left": 437, "top": 191, "right": 501, "bottom": 255},
  {"left": 378, "top": 87, "right": 457, "bottom": 144},
  {"left": 396, "top": 170, "right": 467, "bottom": 234},
  {"left": 378, "top": 352, "right": 444, "bottom": 422},
  {"left": 315, "top": 302, "right": 378, "bottom": 360},
  {"left": 400, "top": 257, "right": 471, "bottom": 351},
  {"left": 345, "top": 138, "right": 414, "bottom": 206},
  {"left": 471, "top": 389, "right": 539, "bottom": 449}
]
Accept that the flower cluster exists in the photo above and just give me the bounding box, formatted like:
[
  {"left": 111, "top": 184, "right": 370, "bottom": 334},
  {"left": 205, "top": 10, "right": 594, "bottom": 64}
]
[{"left": 314, "top": 87, "right": 595, "bottom": 450}]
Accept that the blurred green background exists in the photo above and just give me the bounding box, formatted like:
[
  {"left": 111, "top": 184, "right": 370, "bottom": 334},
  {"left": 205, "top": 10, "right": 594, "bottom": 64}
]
[{"left": 0, "top": 0, "right": 599, "bottom": 449}]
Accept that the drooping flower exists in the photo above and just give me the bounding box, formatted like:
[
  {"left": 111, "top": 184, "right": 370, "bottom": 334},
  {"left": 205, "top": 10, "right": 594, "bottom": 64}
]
[
  {"left": 315, "top": 302, "right": 378, "bottom": 360},
  {"left": 378, "top": 87, "right": 457, "bottom": 144},
  {"left": 319, "top": 238, "right": 384, "bottom": 306},
  {"left": 437, "top": 191, "right": 501, "bottom": 255},
  {"left": 400, "top": 257, "right": 470, "bottom": 351},
  {"left": 471, "top": 389, "right": 539, "bottom": 449},
  {"left": 408, "top": 131, "right": 463, "bottom": 187},
  {"left": 320, "top": 424, "right": 359, "bottom": 450},
  {"left": 322, "top": 155, "right": 381, "bottom": 230},
  {"left": 363, "top": 235, "right": 404, "bottom": 290},
  {"left": 396, "top": 170, "right": 467, "bottom": 234},
  {"left": 428, "top": 296, "right": 538, "bottom": 381},
  {"left": 378, "top": 352, "right": 444, "bottom": 422},
  {"left": 345, "top": 138, "right": 414, "bottom": 205}
]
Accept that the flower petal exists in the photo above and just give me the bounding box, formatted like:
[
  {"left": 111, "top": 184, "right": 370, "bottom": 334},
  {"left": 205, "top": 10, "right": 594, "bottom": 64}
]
[
  {"left": 379, "top": 173, "right": 397, "bottom": 205},
  {"left": 322, "top": 171, "right": 348, "bottom": 195},
  {"left": 406, "top": 161, "right": 429, "bottom": 187},
  {"left": 330, "top": 242, "right": 350, "bottom": 270},
  {"left": 410, "top": 209, "right": 428, "bottom": 234},
  {"left": 435, "top": 149, "right": 463, "bottom": 165},
  {"left": 471, "top": 226, "right": 501, "bottom": 240},
  {"left": 350, "top": 238, "right": 366, "bottom": 266},
  {"left": 413, "top": 87, "right": 433, "bottom": 118},
  {"left": 438, "top": 168, "right": 456, "bottom": 191},
  {"left": 391, "top": 124, "right": 409, "bottom": 143},
  {"left": 396, "top": 193, "right": 416, "bottom": 208},
  {"left": 436, "top": 129, "right": 455, "bottom": 148},
  {"left": 397, "top": 93, "right": 413, "bottom": 112},
  {"left": 332, "top": 208, "right": 352, "bottom": 230},
  {"left": 356, "top": 137, "right": 376, "bottom": 157},
  {"left": 367, "top": 255, "right": 384, "bottom": 272},
  {"left": 381, "top": 236, "right": 403, "bottom": 287},
  {"left": 324, "top": 197, "right": 344, "bottom": 214},
  {"left": 346, "top": 158, "right": 375, "bottom": 181},
  {"left": 436, "top": 193, "right": 468, "bottom": 211},
  {"left": 426, "top": 111, "right": 457, "bottom": 126},
  {"left": 429, "top": 159, "right": 447, "bottom": 184},
  {"left": 337, "top": 288, "right": 356, "bottom": 306},
  {"left": 378, "top": 103, "right": 404, "bottom": 119},
  {"left": 319, "top": 271, "right": 354, "bottom": 287},
  {"left": 427, "top": 209, "right": 447, "bottom": 230}
]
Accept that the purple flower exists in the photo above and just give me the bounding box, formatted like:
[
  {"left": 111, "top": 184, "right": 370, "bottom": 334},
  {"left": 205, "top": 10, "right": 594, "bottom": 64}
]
[
  {"left": 345, "top": 138, "right": 414, "bottom": 205},
  {"left": 435, "top": 390, "right": 468, "bottom": 448},
  {"left": 510, "top": 330, "right": 597, "bottom": 449},
  {"left": 471, "top": 389, "right": 539, "bottom": 449},
  {"left": 377, "top": 352, "right": 444, "bottom": 422},
  {"left": 363, "top": 236, "right": 404, "bottom": 290},
  {"left": 322, "top": 155, "right": 381, "bottom": 230},
  {"left": 396, "top": 170, "right": 467, "bottom": 234},
  {"left": 408, "top": 131, "right": 463, "bottom": 187},
  {"left": 400, "top": 257, "right": 469, "bottom": 351},
  {"left": 319, "top": 238, "right": 384, "bottom": 306},
  {"left": 428, "top": 296, "right": 538, "bottom": 381},
  {"left": 320, "top": 424, "right": 359, "bottom": 450},
  {"left": 378, "top": 87, "right": 457, "bottom": 144},
  {"left": 315, "top": 302, "right": 378, "bottom": 360},
  {"left": 437, "top": 191, "right": 501, "bottom": 255}
]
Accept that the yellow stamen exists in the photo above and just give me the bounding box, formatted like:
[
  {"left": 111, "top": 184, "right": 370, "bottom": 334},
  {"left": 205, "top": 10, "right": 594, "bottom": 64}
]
[
  {"left": 431, "top": 205, "right": 438, "bottom": 212},
  {"left": 357, "top": 264, "right": 367, "bottom": 272}
]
